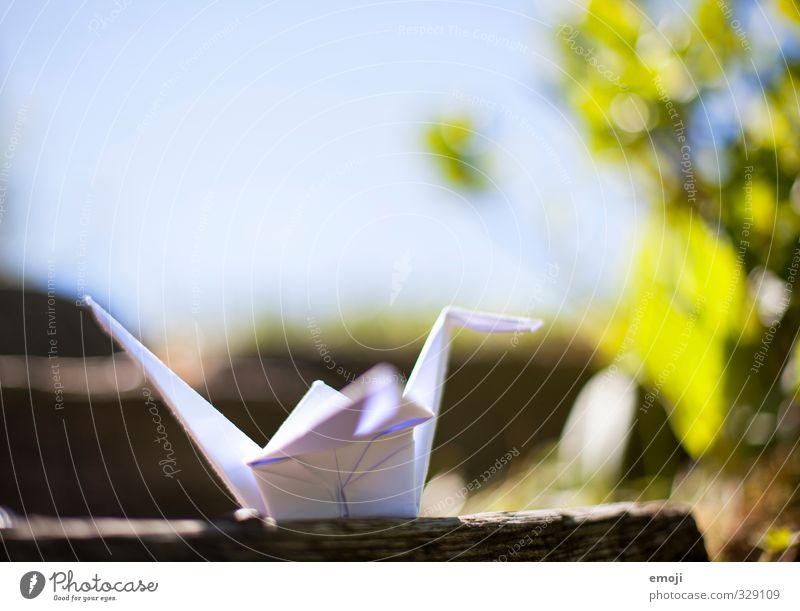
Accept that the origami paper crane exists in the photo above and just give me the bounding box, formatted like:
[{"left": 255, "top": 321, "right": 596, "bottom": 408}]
[{"left": 85, "top": 296, "right": 542, "bottom": 520}]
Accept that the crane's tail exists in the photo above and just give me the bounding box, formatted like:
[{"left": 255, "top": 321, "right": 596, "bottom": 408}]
[{"left": 83, "top": 296, "right": 266, "bottom": 514}]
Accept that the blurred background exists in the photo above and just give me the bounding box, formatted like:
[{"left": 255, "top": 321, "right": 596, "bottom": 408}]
[{"left": 1, "top": 0, "right": 799, "bottom": 560}]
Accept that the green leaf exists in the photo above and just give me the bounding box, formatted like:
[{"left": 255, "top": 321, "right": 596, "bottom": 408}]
[{"left": 759, "top": 527, "right": 797, "bottom": 553}]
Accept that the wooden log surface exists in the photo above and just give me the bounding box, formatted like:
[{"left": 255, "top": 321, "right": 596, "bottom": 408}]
[{"left": 0, "top": 502, "right": 707, "bottom": 561}]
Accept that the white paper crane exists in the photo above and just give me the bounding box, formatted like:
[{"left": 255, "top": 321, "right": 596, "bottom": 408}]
[{"left": 85, "top": 297, "right": 542, "bottom": 520}]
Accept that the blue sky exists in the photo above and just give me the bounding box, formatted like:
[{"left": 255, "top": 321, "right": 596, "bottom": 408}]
[{"left": 0, "top": 0, "right": 637, "bottom": 349}]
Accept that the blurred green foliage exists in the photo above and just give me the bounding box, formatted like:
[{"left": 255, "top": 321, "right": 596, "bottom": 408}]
[
  {"left": 760, "top": 526, "right": 796, "bottom": 553},
  {"left": 417, "top": 2, "right": 800, "bottom": 553},
  {"left": 425, "top": 115, "right": 488, "bottom": 190},
  {"left": 557, "top": 0, "right": 800, "bottom": 461},
  {"left": 426, "top": 1, "right": 800, "bottom": 466}
]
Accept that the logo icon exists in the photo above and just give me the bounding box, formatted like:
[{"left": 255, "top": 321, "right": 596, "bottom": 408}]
[
  {"left": 20, "top": 571, "right": 45, "bottom": 599},
  {"left": 389, "top": 251, "right": 413, "bottom": 306}
]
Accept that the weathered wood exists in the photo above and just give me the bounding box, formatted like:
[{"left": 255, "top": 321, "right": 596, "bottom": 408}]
[{"left": 0, "top": 502, "right": 707, "bottom": 561}]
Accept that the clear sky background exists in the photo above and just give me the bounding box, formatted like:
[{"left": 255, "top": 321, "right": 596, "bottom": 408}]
[{"left": 0, "top": 0, "right": 638, "bottom": 350}]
